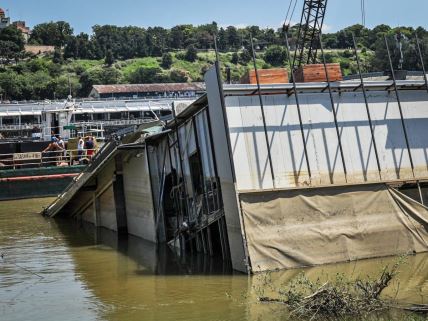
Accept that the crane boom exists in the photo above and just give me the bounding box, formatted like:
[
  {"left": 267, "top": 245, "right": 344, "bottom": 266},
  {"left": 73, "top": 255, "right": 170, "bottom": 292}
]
[{"left": 292, "top": 0, "right": 328, "bottom": 70}]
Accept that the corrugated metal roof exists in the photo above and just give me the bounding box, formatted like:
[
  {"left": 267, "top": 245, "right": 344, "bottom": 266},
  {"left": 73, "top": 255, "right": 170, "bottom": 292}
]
[{"left": 92, "top": 83, "right": 205, "bottom": 94}]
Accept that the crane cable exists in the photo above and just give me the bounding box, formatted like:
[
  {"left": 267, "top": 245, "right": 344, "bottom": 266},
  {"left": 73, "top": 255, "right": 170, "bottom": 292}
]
[
  {"left": 361, "top": 0, "right": 366, "bottom": 27},
  {"left": 284, "top": 0, "right": 299, "bottom": 29}
]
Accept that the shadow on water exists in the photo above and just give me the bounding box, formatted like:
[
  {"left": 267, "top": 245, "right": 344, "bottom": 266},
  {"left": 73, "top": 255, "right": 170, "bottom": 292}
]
[
  {"left": 53, "top": 218, "right": 233, "bottom": 276},
  {"left": 2, "top": 198, "right": 428, "bottom": 321}
]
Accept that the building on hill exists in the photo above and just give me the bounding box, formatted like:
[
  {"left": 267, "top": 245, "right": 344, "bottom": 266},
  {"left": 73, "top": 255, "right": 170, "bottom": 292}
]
[
  {"left": 89, "top": 83, "right": 205, "bottom": 99},
  {"left": 0, "top": 8, "right": 10, "bottom": 29},
  {"left": 13, "top": 21, "right": 31, "bottom": 42},
  {"left": 0, "top": 9, "right": 31, "bottom": 43}
]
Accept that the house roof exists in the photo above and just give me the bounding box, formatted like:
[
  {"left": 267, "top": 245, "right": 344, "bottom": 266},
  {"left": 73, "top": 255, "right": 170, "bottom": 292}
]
[{"left": 92, "top": 83, "right": 205, "bottom": 95}]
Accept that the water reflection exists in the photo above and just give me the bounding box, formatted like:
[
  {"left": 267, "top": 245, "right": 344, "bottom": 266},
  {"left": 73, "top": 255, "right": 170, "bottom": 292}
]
[{"left": 1, "top": 199, "right": 428, "bottom": 321}]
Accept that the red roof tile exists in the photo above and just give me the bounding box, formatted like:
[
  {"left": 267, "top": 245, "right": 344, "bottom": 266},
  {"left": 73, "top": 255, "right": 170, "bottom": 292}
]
[{"left": 92, "top": 83, "right": 205, "bottom": 95}]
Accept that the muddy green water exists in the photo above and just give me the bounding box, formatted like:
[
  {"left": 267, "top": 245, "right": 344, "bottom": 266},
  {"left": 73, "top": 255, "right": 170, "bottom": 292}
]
[{"left": 1, "top": 198, "right": 428, "bottom": 321}]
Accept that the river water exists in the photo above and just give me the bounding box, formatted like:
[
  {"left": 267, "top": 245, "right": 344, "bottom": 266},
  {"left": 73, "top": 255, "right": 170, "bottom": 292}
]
[{"left": 1, "top": 198, "right": 428, "bottom": 321}]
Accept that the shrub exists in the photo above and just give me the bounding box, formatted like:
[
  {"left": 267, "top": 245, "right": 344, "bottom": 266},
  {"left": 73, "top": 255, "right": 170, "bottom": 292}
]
[
  {"left": 161, "top": 52, "right": 173, "bottom": 69},
  {"left": 184, "top": 45, "right": 198, "bottom": 62},
  {"left": 264, "top": 45, "right": 287, "bottom": 67}
]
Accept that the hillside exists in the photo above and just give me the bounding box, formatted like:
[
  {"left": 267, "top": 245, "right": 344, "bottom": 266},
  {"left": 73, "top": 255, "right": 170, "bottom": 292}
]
[
  {"left": 0, "top": 20, "right": 426, "bottom": 101},
  {"left": 0, "top": 48, "right": 375, "bottom": 101}
]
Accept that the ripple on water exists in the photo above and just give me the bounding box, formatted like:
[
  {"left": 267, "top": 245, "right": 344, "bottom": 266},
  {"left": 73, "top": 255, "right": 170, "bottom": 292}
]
[{"left": 1, "top": 198, "right": 428, "bottom": 321}]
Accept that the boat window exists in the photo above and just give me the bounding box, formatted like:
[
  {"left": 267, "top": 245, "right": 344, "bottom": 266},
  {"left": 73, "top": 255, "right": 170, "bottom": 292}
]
[
  {"left": 21, "top": 115, "right": 40, "bottom": 124},
  {"left": 143, "top": 111, "right": 156, "bottom": 119},
  {"left": 129, "top": 111, "right": 140, "bottom": 119},
  {"left": 2, "top": 117, "right": 18, "bottom": 125},
  {"left": 110, "top": 112, "right": 121, "bottom": 120},
  {"left": 93, "top": 113, "right": 106, "bottom": 121},
  {"left": 74, "top": 113, "right": 90, "bottom": 122}
]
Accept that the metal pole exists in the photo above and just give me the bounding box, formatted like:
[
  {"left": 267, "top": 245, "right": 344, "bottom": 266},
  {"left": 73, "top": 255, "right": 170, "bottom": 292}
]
[
  {"left": 284, "top": 32, "right": 312, "bottom": 183},
  {"left": 415, "top": 34, "right": 427, "bottom": 204},
  {"left": 250, "top": 34, "right": 276, "bottom": 187},
  {"left": 415, "top": 35, "right": 428, "bottom": 94},
  {"left": 172, "top": 106, "right": 189, "bottom": 223},
  {"left": 384, "top": 35, "right": 416, "bottom": 178},
  {"left": 351, "top": 33, "right": 382, "bottom": 180},
  {"left": 319, "top": 32, "right": 348, "bottom": 182}
]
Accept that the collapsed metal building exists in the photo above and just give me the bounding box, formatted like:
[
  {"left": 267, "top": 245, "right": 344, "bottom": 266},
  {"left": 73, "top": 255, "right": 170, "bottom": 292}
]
[{"left": 46, "top": 64, "right": 428, "bottom": 273}]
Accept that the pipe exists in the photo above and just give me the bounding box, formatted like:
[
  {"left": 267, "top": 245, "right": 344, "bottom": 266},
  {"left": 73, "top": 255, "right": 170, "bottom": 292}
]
[
  {"left": 351, "top": 32, "right": 383, "bottom": 181},
  {"left": 284, "top": 32, "right": 312, "bottom": 183},
  {"left": 384, "top": 35, "right": 416, "bottom": 178},
  {"left": 0, "top": 173, "right": 78, "bottom": 182},
  {"left": 319, "top": 31, "right": 348, "bottom": 182},
  {"left": 250, "top": 34, "right": 276, "bottom": 187},
  {"left": 415, "top": 35, "right": 428, "bottom": 94}
]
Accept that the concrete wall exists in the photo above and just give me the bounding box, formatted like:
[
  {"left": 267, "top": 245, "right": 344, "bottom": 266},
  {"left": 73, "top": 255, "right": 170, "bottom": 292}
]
[
  {"left": 99, "top": 186, "right": 117, "bottom": 231},
  {"left": 123, "top": 151, "right": 157, "bottom": 243},
  {"left": 225, "top": 90, "right": 428, "bottom": 192}
]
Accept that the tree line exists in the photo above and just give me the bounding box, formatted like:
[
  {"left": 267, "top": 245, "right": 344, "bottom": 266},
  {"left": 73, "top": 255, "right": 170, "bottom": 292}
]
[
  {"left": 6, "top": 21, "right": 425, "bottom": 62},
  {"left": 0, "top": 20, "right": 428, "bottom": 101}
]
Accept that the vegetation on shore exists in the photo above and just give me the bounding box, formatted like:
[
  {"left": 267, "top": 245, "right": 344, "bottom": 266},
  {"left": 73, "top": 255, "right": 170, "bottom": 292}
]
[
  {"left": 250, "top": 256, "right": 428, "bottom": 321},
  {"left": 0, "top": 21, "right": 427, "bottom": 101}
]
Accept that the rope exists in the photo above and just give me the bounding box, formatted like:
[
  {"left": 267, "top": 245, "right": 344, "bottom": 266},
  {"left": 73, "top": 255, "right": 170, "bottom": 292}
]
[{"left": 1, "top": 253, "right": 44, "bottom": 279}]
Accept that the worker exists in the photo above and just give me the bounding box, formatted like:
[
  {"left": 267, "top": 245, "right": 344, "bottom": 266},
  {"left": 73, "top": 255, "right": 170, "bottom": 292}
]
[
  {"left": 85, "top": 136, "right": 95, "bottom": 159},
  {"left": 42, "top": 137, "right": 64, "bottom": 166},
  {"left": 77, "top": 136, "right": 85, "bottom": 161}
]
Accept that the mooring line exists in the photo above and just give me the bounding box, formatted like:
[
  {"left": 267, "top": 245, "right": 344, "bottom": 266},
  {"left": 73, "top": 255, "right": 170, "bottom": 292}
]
[{"left": 1, "top": 253, "right": 45, "bottom": 279}]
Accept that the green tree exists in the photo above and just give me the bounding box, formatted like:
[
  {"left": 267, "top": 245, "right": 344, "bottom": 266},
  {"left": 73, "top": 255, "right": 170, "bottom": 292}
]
[
  {"left": 126, "top": 67, "right": 166, "bottom": 84},
  {"left": 52, "top": 46, "right": 63, "bottom": 64},
  {"left": 30, "top": 21, "right": 73, "bottom": 46},
  {"left": 79, "top": 67, "right": 122, "bottom": 97},
  {"left": 0, "top": 26, "right": 25, "bottom": 63},
  {"left": 161, "top": 52, "right": 173, "bottom": 69},
  {"left": 184, "top": 45, "right": 198, "bottom": 62},
  {"left": 226, "top": 26, "right": 240, "bottom": 50},
  {"left": 231, "top": 52, "right": 239, "bottom": 64},
  {"left": 105, "top": 49, "right": 114, "bottom": 66},
  {"left": 264, "top": 45, "right": 287, "bottom": 66},
  {"left": 169, "top": 69, "right": 189, "bottom": 82},
  {"left": 239, "top": 49, "right": 252, "bottom": 65}
]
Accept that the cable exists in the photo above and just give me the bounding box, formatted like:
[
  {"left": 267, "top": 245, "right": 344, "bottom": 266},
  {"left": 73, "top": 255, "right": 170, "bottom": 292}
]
[
  {"left": 361, "top": 0, "right": 366, "bottom": 27},
  {"left": 284, "top": 0, "right": 294, "bottom": 24},
  {"left": 284, "top": 0, "right": 299, "bottom": 28}
]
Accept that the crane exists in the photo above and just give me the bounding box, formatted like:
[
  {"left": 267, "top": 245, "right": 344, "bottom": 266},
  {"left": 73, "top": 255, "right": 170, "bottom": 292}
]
[
  {"left": 285, "top": 0, "right": 367, "bottom": 71},
  {"left": 290, "top": 0, "right": 328, "bottom": 70}
]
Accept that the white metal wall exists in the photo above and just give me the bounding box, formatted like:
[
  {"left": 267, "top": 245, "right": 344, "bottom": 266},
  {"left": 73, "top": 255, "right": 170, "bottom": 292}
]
[{"left": 225, "top": 90, "right": 428, "bottom": 191}]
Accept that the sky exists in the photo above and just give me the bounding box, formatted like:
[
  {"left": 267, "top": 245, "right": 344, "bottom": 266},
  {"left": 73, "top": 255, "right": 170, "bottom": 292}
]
[{"left": 1, "top": 0, "right": 427, "bottom": 34}]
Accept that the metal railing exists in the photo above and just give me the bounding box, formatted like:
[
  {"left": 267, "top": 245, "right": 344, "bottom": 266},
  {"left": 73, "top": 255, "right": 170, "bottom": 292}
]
[
  {"left": 0, "top": 124, "right": 42, "bottom": 131},
  {"left": 0, "top": 149, "right": 98, "bottom": 170}
]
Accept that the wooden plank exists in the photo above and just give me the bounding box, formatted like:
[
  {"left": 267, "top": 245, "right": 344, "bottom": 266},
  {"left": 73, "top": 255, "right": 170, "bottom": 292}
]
[
  {"left": 295, "top": 63, "right": 343, "bottom": 83},
  {"left": 241, "top": 68, "right": 289, "bottom": 84}
]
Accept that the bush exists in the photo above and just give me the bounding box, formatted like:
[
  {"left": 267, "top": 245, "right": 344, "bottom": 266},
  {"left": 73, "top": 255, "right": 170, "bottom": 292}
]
[
  {"left": 169, "top": 68, "right": 189, "bottom": 82},
  {"left": 231, "top": 52, "right": 239, "bottom": 65},
  {"left": 264, "top": 45, "right": 287, "bottom": 67},
  {"left": 256, "top": 256, "right": 407, "bottom": 320},
  {"left": 239, "top": 49, "right": 252, "bottom": 65},
  {"left": 184, "top": 45, "right": 198, "bottom": 62},
  {"left": 126, "top": 67, "right": 166, "bottom": 84},
  {"left": 161, "top": 52, "right": 173, "bottom": 69},
  {"left": 104, "top": 49, "right": 114, "bottom": 66}
]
